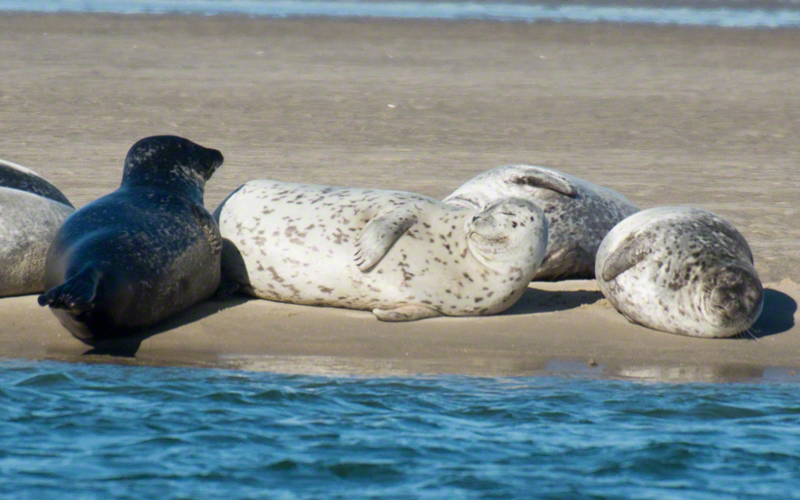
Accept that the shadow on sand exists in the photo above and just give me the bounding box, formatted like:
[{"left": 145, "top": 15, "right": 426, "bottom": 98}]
[
  {"left": 504, "top": 285, "right": 605, "bottom": 316},
  {"left": 749, "top": 288, "right": 797, "bottom": 338},
  {"left": 82, "top": 294, "right": 252, "bottom": 357}
]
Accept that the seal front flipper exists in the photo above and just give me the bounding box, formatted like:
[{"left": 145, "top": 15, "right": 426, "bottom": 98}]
[
  {"left": 37, "top": 265, "right": 101, "bottom": 313},
  {"left": 511, "top": 167, "right": 578, "bottom": 198},
  {"left": 373, "top": 304, "right": 441, "bottom": 322},
  {"left": 601, "top": 235, "right": 650, "bottom": 282},
  {"left": 354, "top": 209, "right": 417, "bottom": 272}
]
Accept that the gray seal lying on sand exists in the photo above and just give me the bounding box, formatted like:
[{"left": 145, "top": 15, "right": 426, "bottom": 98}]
[
  {"left": 595, "top": 206, "right": 763, "bottom": 338},
  {"left": 38, "top": 136, "right": 224, "bottom": 343},
  {"left": 214, "top": 180, "right": 548, "bottom": 321},
  {"left": 443, "top": 164, "right": 639, "bottom": 281},
  {"left": 0, "top": 160, "right": 75, "bottom": 296}
]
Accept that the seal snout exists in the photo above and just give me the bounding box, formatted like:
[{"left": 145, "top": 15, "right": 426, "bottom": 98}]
[
  {"left": 707, "top": 266, "right": 763, "bottom": 328},
  {"left": 202, "top": 148, "right": 225, "bottom": 180}
]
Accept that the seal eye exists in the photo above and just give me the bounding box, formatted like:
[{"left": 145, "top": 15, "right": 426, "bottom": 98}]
[{"left": 511, "top": 221, "right": 518, "bottom": 228}]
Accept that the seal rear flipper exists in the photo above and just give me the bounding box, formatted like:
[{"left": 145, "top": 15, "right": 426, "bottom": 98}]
[
  {"left": 354, "top": 209, "right": 417, "bottom": 272},
  {"left": 373, "top": 304, "right": 441, "bottom": 322},
  {"left": 601, "top": 235, "right": 650, "bottom": 282},
  {"left": 512, "top": 167, "right": 578, "bottom": 198},
  {"left": 37, "top": 266, "right": 101, "bottom": 313}
]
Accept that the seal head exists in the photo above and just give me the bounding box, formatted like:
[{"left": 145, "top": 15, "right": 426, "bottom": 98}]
[
  {"left": 465, "top": 197, "right": 548, "bottom": 274},
  {"left": 704, "top": 265, "right": 763, "bottom": 332},
  {"left": 122, "top": 135, "right": 223, "bottom": 203}
]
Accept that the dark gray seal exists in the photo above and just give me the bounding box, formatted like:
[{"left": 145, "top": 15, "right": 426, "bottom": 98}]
[
  {"left": 595, "top": 206, "right": 763, "bottom": 338},
  {"left": 444, "top": 164, "right": 639, "bottom": 281},
  {"left": 0, "top": 159, "right": 75, "bottom": 296},
  {"left": 38, "top": 136, "right": 224, "bottom": 343}
]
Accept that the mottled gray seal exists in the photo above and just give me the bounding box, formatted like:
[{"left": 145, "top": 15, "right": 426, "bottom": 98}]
[
  {"left": 38, "top": 136, "right": 224, "bottom": 343},
  {"left": 214, "top": 180, "right": 548, "bottom": 321},
  {"left": 1, "top": 188, "right": 74, "bottom": 296},
  {"left": 0, "top": 158, "right": 73, "bottom": 208},
  {"left": 0, "top": 159, "right": 75, "bottom": 297},
  {"left": 595, "top": 206, "right": 763, "bottom": 338},
  {"left": 444, "top": 164, "right": 639, "bottom": 281}
]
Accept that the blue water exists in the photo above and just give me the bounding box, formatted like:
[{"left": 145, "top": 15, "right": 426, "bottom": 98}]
[
  {"left": 3, "top": 360, "right": 800, "bottom": 499},
  {"left": 2, "top": 0, "right": 800, "bottom": 27}
]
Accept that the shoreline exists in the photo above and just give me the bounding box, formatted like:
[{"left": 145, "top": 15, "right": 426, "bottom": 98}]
[
  {"left": 1, "top": 13, "right": 798, "bottom": 380},
  {"left": 3, "top": 3, "right": 800, "bottom": 29},
  {"left": 3, "top": 279, "right": 798, "bottom": 383}
]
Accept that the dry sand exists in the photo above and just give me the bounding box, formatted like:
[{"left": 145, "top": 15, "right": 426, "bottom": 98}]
[{"left": 0, "top": 14, "right": 798, "bottom": 381}]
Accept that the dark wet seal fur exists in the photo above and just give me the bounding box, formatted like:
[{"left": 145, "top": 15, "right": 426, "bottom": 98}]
[
  {"left": 444, "top": 164, "right": 639, "bottom": 281},
  {"left": 595, "top": 207, "right": 763, "bottom": 338},
  {"left": 0, "top": 159, "right": 73, "bottom": 208},
  {"left": 37, "top": 136, "right": 224, "bottom": 344}
]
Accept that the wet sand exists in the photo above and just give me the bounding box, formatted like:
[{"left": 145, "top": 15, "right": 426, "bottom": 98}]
[{"left": 1, "top": 14, "right": 798, "bottom": 380}]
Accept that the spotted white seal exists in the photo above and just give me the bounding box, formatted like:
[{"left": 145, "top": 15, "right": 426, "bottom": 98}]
[
  {"left": 444, "top": 164, "right": 639, "bottom": 281},
  {"left": 38, "top": 136, "right": 224, "bottom": 343},
  {"left": 213, "top": 180, "right": 548, "bottom": 321},
  {"left": 0, "top": 159, "right": 75, "bottom": 297},
  {"left": 595, "top": 206, "right": 763, "bottom": 338}
]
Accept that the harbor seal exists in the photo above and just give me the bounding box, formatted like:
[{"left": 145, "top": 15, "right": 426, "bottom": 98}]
[
  {"left": 0, "top": 158, "right": 74, "bottom": 208},
  {"left": 213, "top": 180, "right": 548, "bottom": 321},
  {"left": 1, "top": 159, "right": 75, "bottom": 296},
  {"left": 595, "top": 206, "right": 763, "bottom": 338},
  {"left": 0, "top": 188, "right": 74, "bottom": 296},
  {"left": 443, "top": 164, "right": 639, "bottom": 281},
  {"left": 38, "top": 136, "right": 224, "bottom": 343}
]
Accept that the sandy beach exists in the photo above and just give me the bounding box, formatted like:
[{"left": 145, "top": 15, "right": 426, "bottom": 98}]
[{"left": 1, "top": 13, "right": 798, "bottom": 380}]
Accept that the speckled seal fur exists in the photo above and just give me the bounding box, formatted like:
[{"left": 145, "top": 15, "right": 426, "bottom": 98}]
[
  {"left": 595, "top": 207, "right": 763, "bottom": 338},
  {"left": 38, "top": 136, "right": 224, "bottom": 343},
  {"left": 213, "top": 180, "right": 548, "bottom": 321},
  {"left": 0, "top": 159, "right": 74, "bottom": 297},
  {"left": 444, "top": 164, "right": 639, "bottom": 281}
]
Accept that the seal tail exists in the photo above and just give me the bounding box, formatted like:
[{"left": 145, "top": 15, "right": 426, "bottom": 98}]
[{"left": 37, "top": 266, "right": 101, "bottom": 313}]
